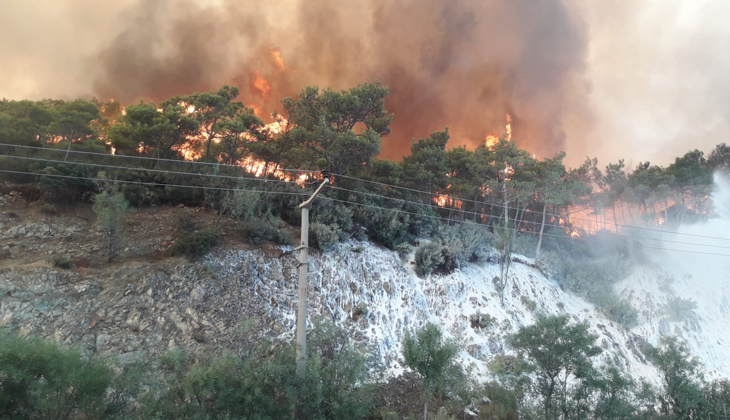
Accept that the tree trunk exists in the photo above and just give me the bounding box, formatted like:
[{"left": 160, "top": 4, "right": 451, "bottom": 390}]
[
  {"left": 64, "top": 137, "right": 72, "bottom": 161},
  {"left": 423, "top": 400, "right": 428, "bottom": 420},
  {"left": 625, "top": 201, "right": 634, "bottom": 224},
  {"left": 536, "top": 198, "right": 548, "bottom": 258},
  {"left": 473, "top": 191, "right": 479, "bottom": 222},
  {"left": 502, "top": 177, "right": 509, "bottom": 225},
  {"left": 612, "top": 202, "right": 619, "bottom": 233}
]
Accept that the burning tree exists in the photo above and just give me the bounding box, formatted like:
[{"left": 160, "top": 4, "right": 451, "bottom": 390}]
[
  {"left": 282, "top": 81, "right": 393, "bottom": 176},
  {"left": 109, "top": 101, "right": 199, "bottom": 161},
  {"left": 166, "top": 85, "right": 245, "bottom": 160}
]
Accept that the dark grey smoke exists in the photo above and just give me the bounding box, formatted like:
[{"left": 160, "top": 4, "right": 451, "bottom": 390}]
[{"left": 88, "top": 0, "right": 589, "bottom": 159}]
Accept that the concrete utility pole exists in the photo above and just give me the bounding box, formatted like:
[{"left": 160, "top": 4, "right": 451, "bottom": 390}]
[{"left": 296, "top": 175, "right": 330, "bottom": 379}]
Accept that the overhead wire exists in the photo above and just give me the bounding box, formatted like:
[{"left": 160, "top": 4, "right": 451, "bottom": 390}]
[
  {"left": 337, "top": 174, "right": 730, "bottom": 241},
  {"left": 318, "top": 195, "right": 730, "bottom": 257},
  {"left": 0, "top": 142, "right": 316, "bottom": 174},
  {"left": 0, "top": 169, "right": 313, "bottom": 197},
  {"left": 329, "top": 184, "right": 730, "bottom": 247},
  {"left": 5, "top": 152, "right": 730, "bottom": 247},
  {"left": 0, "top": 154, "right": 302, "bottom": 186},
  {"left": 2, "top": 166, "right": 729, "bottom": 256}
]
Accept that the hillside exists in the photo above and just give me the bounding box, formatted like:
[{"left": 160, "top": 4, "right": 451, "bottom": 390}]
[{"left": 4, "top": 188, "right": 729, "bottom": 390}]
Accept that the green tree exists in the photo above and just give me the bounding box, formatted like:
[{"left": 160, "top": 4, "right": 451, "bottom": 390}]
[
  {"left": 93, "top": 191, "right": 131, "bottom": 262},
  {"left": 534, "top": 152, "right": 575, "bottom": 258},
  {"left": 602, "top": 159, "right": 629, "bottom": 232},
  {"left": 142, "top": 318, "right": 372, "bottom": 420},
  {"left": 593, "top": 364, "right": 640, "bottom": 420},
  {"left": 282, "top": 81, "right": 393, "bottom": 175},
  {"left": 169, "top": 85, "right": 244, "bottom": 160},
  {"left": 645, "top": 336, "right": 705, "bottom": 419},
  {"left": 216, "top": 107, "right": 264, "bottom": 164},
  {"left": 699, "top": 380, "right": 730, "bottom": 420},
  {"left": 402, "top": 128, "right": 450, "bottom": 193},
  {"left": 708, "top": 143, "right": 730, "bottom": 173},
  {"left": 402, "top": 323, "right": 461, "bottom": 420},
  {"left": 510, "top": 314, "right": 602, "bottom": 420},
  {"left": 109, "top": 100, "right": 199, "bottom": 160},
  {"left": 0, "top": 330, "right": 112, "bottom": 419},
  {"left": 47, "top": 99, "right": 101, "bottom": 160}
]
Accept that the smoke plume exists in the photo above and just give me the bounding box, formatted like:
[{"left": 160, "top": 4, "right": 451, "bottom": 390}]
[{"left": 1, "top": 0, "right": 728, "bottom": 165}]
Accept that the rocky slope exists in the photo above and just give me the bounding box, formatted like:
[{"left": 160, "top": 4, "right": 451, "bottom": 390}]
[{"left": 2, "top": 191, "right": 730, "bottom": 385}]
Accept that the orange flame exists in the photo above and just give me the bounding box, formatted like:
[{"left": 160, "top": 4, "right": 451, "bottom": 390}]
[
  {"left": 485, "top": 134, "right": 499, "bottom": 150},
  {"left": 249, "top": 70, "right": 272, "bottom": 101},
  {"left": 485, "top": 114, "right": 512, "bottom": 149},
  {"left": 503, "top": 164, "right": 514, "bottom": 181},
  {"left": 271, "top": 49, "right": 285, "bottom": 70},
  {"left": 505, "top": 113, "right": 512, "bottom": 142},
  {"left": 433, "top": 194, "right": 463, "bottom": 209}
]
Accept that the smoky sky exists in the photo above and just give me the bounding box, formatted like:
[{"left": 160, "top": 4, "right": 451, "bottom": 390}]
[{"left": 1, "top": 0, "right": 729, "bottom": 166}]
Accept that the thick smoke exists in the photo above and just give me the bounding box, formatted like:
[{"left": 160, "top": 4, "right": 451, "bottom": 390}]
[
  {"left": 90, "top": 0, "right": 588, "bottom": 159},
  {"left": 5, "top": 1, "right": 727, "bottom": 164}
]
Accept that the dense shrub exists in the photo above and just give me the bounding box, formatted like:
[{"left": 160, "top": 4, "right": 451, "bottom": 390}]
[
  {"left": 470, "top": 312, "right": 495, "bottom": 330},
  {"left": 596, "top": 295, "right": 640, "bottom": 328},
  {"left": 310, "top": 222, "right": 341, "bottom": 252},
  {"left": 0, "top": 330, "right": 112, "bottom": 419},
  {"left": 40, "top": 203, "right": 58, "bottom": 214},
  {"left": 168, "top": 229, "right": 221, "bottom": 260},
  {"left": 238, "top": 220, "right": 292, "bottom": 245},
  {"left": 313, "top": 200, "right": 354, "bottom": 232},
  {"left": 663, "top": 296, "right": 698, "bottom": 322},
  {"left": 512, "top": 234, "right": 538, "bottom": 258},
  {"left": 52, "top": 254, "right": 74, "bottom": 269},
  {"left": 220, "top": 186, "right": 262, "bottom": 220},
  {"left": 414, "top": 241, "right": 444, "bottom": 277},
  {"left": 394, "top": 242, "right": 413, "bottom": 260},
  {"left": 142, "top": 318, "right": 373, "bottom": 420},
  {"left": 30, "top": 162, "right": 97, "bottom": 203},
  {"left": 437, "top": 222, "right": 493, "bottom": 266}
]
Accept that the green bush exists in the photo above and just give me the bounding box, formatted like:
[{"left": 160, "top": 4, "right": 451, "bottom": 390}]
[
  {"left": 663, "top": 297, "right": 698, "bottom": 322},
  {"left": 470, "top": 312, "right": 495, "bottom": 329},
  {"left": 414, "top": 241, "right": 444, "bottom": 277},
  {"left": 142, "top": 318, "right": 373, "bottom": 420},
  {"left": 437, "top": 222, "right": 493, "bottom": 266},
  {"left": 168, "top": 228, "right": 221, "bottom": 260},
  {"left": 512, "top": 234, "right": 538, "bottom": 258},
  {"left": 520, "top": 296, "right": 537, "bottom": 312},
  {"left": 0, "top": 330, "right": 112, "bottom": 419},
  {"left": 239, "top": 220, "right": 292, "bottom": 246},
  {"left": 52, "top": 255, "right": 74, "bottom": 269},
  {"left": 221, "top": 186, "right": 262, "bottom": 220},
  {"left": 174, "top": 211, "right": 201, "bottom": 233},
  {"left": 40, "top": 203, "right": 58, "bottom": 215},
  {"left": 310, "top": 222, "right": 341, "bottom": 252},
  {"left": 596, "top": 296, "right": 640, "bottom": 328},
  {"left": 402, "top": 323, "right": 462, "bottom": 420},
  {"left": 394, "top": 242, "right": 413, "bottom": 260},
  {"left": 313, "top": 200, "right": 354, "bottom": 232},
  {"left": 353, "top": 303, "right": 369, "bottom": 318}
]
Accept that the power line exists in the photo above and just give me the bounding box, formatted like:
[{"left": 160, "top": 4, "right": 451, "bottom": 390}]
[
  {"left": 0, "top": 142, "right": 316, "bottom": 174},
  {"left": 1, "top": 143, "right": 711, "bottom": 240},
  {"left": 0, "top": 169, "right": 312, "bottom": 197},
  {"left": 338, "top": 174, "right": 730, "bottom": 242},
  {"left": 330, "top": 184, "right": 730, "bottom": 248},
  {"left": 6, "top": 152, "right": 730, "bottom": 246},
  {"left": 0, "top": 154, "right": 298, "bottom": 186},
  {"left": 3, "top": 167, "right": 729, "bottom": 255},
  {"left": 318, "top": 195, "right": 730, "bottom": 257}
]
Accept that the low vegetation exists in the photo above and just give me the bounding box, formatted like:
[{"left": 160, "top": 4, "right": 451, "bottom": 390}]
[{"left": 4, "top": 317, "right": 729, "bottom": 419}]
